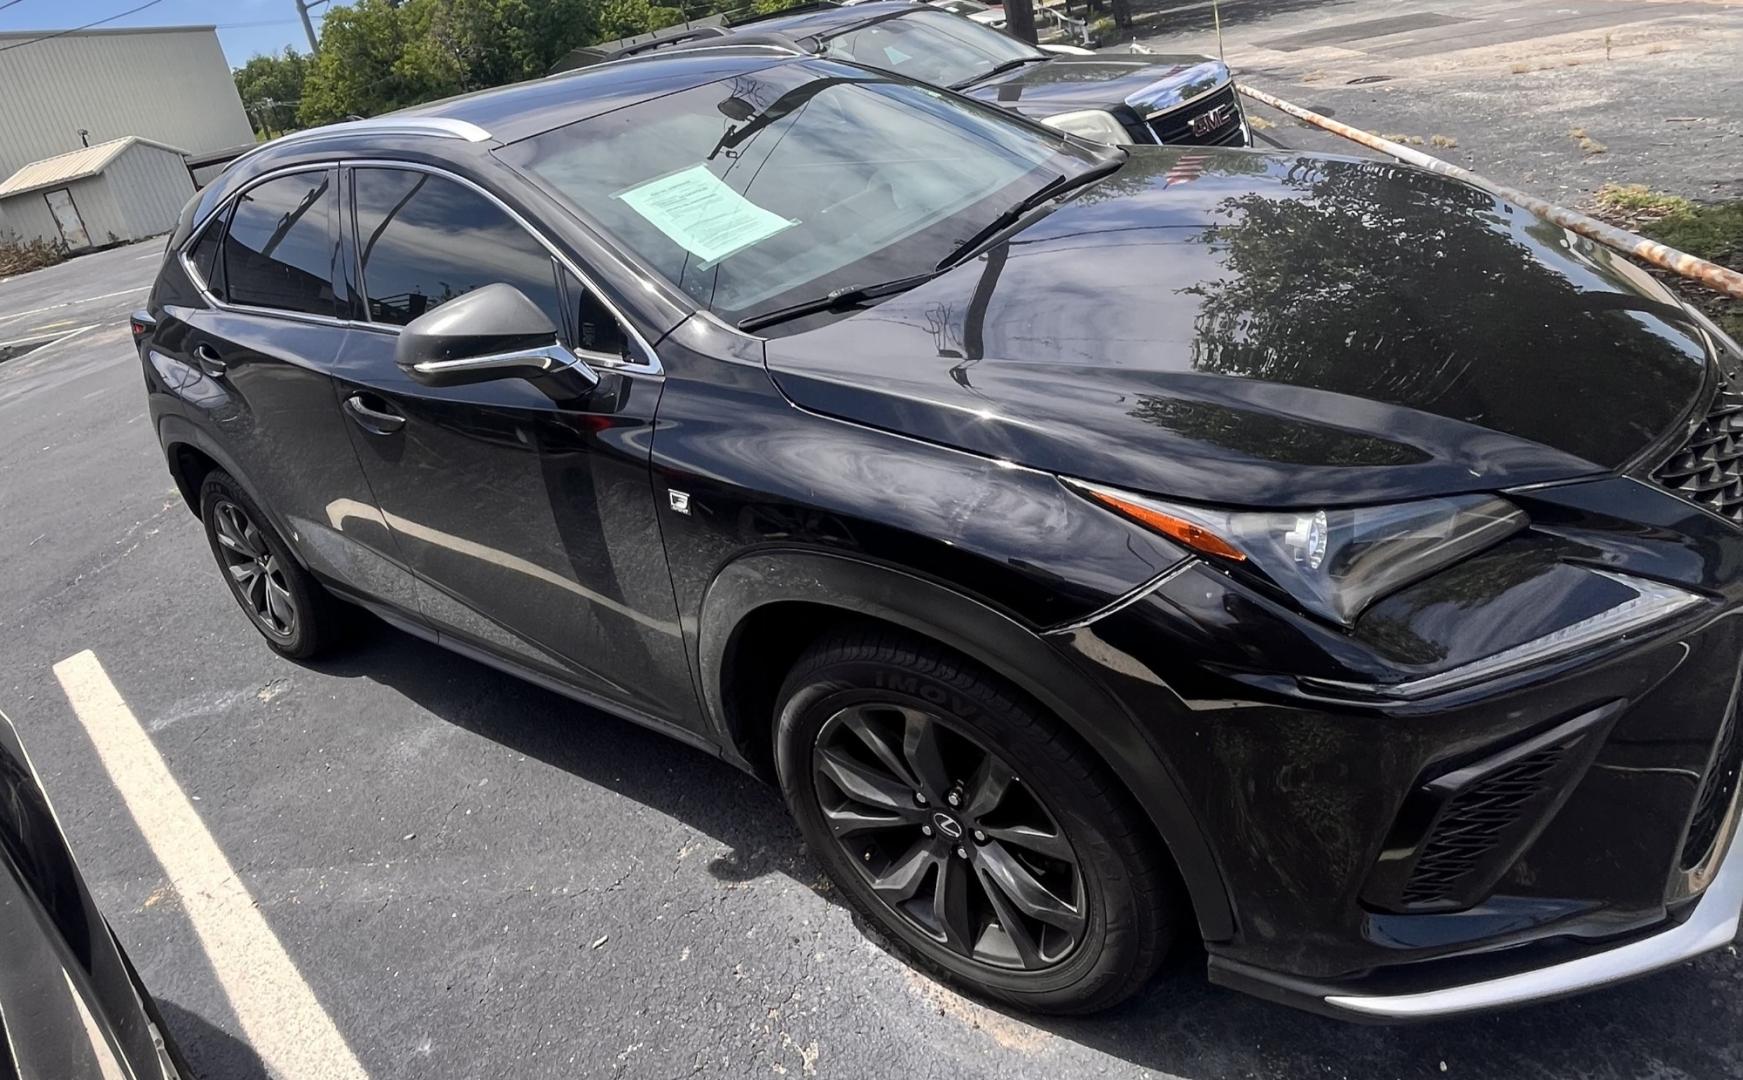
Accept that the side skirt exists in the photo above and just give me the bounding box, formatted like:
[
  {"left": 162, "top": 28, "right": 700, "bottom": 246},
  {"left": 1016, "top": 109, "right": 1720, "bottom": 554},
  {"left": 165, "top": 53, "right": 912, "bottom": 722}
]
[{"left": 328, "top": 586, "right": 731, "bottom": 764}]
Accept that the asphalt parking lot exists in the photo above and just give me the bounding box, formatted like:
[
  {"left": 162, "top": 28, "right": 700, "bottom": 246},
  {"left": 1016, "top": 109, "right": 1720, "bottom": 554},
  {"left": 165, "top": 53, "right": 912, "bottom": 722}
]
[{"left": 3, "top": 11, "right": 1743, "bottom": 1079}]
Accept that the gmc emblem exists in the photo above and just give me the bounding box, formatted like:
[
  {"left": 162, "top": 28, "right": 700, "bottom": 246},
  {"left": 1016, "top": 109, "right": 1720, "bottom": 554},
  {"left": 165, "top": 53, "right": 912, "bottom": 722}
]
[{"left": 1188, "top": 103, "right": 1236, "bottom": 136}]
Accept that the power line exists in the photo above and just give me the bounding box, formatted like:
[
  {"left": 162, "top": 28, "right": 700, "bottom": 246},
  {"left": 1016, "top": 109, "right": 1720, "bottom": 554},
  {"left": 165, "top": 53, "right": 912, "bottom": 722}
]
[
  {"left": 0, "top": 0, "right": 34, "bottom": 14},
  {"left": 215, "top": 17, "right": 311, "bottom": 29},
  {"left": 0, "top": 0, "right": 167, "bottom": 52}
]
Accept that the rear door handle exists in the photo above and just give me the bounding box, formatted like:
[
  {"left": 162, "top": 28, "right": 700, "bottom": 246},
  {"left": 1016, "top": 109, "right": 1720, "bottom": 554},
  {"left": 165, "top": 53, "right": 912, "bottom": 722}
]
[
  {"left": 343, "top": 392, "right": 406, "bottom": 435},
  {"left": 192, "top": 343, "right": 227, "bottom": 377}
]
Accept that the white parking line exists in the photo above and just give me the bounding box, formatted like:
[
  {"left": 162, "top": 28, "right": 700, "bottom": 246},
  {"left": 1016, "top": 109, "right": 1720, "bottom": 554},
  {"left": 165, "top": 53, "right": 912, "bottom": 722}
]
[
  {"left": 53, "top": 650, "right": 370, "bottom": 1080},
  {"left": 0, "top": 287, "right": 149, "bottom": 327},
  {"left": 0, "top": 324, "right": 96, "bottom": 353}
]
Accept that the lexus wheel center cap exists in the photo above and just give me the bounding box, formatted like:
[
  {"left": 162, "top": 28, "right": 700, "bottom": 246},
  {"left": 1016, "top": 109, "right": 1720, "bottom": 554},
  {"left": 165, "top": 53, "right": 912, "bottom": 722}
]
[{"left": 932, "top": 813, "right": 964, "bottom": 839}]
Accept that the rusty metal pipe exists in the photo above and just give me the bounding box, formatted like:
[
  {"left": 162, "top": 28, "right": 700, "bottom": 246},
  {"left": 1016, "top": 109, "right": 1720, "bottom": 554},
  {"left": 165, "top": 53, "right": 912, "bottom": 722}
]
[{"left": 1235, "top": 82, "right": 1743, "bottom": 302}]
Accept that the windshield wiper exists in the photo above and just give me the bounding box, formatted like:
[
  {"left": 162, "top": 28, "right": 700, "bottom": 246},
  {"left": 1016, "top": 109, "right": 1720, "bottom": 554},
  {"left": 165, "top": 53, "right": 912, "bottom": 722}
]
[
  {"left": 934, "top": 158, "right": 1120, "bottom": 272},
  {"left": 737, "top": 272, "right": 939, "bottom": 332},
  {"left": 952, "top": 55, "right": 1048, "bottom": 90}
]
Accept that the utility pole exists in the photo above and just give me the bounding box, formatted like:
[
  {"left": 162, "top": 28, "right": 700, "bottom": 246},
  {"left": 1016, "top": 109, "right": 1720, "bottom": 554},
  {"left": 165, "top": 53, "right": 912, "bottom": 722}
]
[
  {"left": 293, "top": 0, "right": 328, "bottom": 52},
  {"left": 1005, "top": 0, "right": 1037, "bottom": 45}
]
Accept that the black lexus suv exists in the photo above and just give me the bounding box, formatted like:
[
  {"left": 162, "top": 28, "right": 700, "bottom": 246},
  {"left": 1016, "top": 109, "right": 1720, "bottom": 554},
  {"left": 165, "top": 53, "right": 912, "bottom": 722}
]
[{"left": 135, "top": 49, "right": 1743, "bottom": 1018}]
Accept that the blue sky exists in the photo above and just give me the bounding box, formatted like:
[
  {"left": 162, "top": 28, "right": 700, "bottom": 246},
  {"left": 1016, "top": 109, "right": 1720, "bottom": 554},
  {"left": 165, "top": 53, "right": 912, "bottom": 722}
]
[{"left": 2, "top": 0, "right": 323, "bottom": 67}]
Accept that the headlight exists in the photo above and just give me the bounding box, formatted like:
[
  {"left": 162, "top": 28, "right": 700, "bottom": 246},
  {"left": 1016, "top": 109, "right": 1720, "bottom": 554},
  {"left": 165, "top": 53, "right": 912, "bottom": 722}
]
[
  {"left": 1071, "top": 480, "right": 1528, "bottom": 625},
  {"left": 1334, "top": 571, "right": 1703, "bottom": 699},
  {"left": 1040, "top": 109, "right": 1133, "bottom": 146}
]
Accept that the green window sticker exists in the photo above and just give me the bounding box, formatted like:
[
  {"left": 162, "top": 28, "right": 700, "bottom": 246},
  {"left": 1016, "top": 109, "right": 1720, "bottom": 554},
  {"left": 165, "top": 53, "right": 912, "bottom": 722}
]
[
  {"left": 883, "top": 45, "right": 912, "bottom": 64},
  {"left": 616, "top": 164, "right": 795, "bottom": 265}
]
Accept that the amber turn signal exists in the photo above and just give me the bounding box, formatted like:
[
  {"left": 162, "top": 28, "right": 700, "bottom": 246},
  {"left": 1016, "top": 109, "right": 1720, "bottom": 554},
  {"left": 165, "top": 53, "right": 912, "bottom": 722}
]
[{"left": 1083, "top": 488, "right": 1247, "bottom": 562}]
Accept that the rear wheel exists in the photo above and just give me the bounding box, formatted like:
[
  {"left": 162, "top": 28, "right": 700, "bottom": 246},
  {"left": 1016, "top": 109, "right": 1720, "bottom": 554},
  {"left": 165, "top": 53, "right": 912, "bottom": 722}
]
[
  {"left": 198, "top": 470, "right": 339, "bottom": 660},
  {"left": 775, "top": 628, "right": 1176, "bottom": 1014}
]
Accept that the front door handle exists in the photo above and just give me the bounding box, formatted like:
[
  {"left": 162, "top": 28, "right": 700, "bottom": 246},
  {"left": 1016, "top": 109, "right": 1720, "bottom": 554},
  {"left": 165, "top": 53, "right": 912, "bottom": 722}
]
[
  {"left": 192, "top": 343, "right": 228, "bottom": 377},
  {"left": 342, "top": 392, "right": 406, "bottom": 435}
]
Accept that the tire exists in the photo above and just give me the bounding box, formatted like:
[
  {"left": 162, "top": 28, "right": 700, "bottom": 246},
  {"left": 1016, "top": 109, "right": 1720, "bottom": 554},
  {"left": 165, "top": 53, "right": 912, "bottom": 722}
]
[
  {"left": 198, "top": 469, "right": 339, "bottom": 660},
  {"left": 774, "top": 626, "right": 1176, "bottom": 1014}
]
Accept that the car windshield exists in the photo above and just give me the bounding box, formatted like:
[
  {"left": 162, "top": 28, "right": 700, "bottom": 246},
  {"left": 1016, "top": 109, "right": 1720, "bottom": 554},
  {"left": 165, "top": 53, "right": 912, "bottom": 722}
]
[
  {"left": 821, "top": 9, "right": 1042, "bottom": 88},
  {"left": 504, "top": 60, "right": 1099, "bottom": 326}
]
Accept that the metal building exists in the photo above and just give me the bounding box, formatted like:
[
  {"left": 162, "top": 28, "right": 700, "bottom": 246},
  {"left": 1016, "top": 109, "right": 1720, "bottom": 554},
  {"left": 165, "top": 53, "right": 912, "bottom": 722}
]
[
  {"left": 0, "top": 25, "right": 255, "bottom": 246},
  {"left": 0, "top": 138, "right": 195, "bottom": 252}
]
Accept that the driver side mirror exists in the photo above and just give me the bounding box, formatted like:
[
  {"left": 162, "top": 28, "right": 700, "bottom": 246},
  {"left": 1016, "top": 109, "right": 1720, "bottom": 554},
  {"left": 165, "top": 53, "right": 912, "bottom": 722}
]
[{"left": 394, "top": 283, "right": 599, "bottom": 394}]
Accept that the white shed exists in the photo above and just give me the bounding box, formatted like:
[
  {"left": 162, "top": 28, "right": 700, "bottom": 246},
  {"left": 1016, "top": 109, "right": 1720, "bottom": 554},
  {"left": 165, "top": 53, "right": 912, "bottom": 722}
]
[{"left": 0, "top": 137, "right": 193, "bottom": 251}]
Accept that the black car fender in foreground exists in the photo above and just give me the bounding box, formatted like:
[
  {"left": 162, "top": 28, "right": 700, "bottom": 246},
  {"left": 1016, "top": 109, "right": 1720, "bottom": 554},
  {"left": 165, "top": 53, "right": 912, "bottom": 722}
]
[{"left": 0, "top": 710, "right": 189, "bottom": 1078}]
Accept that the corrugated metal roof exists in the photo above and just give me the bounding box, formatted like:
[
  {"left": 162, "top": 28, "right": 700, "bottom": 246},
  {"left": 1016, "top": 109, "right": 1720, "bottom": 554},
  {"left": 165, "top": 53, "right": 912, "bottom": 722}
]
[{"left": 0, "top": 136, "right": 187, "bottom": 199}]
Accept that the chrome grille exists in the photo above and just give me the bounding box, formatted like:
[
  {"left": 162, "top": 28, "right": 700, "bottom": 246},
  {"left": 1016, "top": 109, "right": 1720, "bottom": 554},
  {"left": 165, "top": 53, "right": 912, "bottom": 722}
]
[{"left": 1147, "top": 84, "right": 1243, "bottom": 147}]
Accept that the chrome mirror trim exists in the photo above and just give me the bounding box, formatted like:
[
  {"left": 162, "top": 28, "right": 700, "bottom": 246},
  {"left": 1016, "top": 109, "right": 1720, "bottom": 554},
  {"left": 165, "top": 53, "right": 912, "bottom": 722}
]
[{"left": 410, "top": 343, "right": 600, "bottom": 389}]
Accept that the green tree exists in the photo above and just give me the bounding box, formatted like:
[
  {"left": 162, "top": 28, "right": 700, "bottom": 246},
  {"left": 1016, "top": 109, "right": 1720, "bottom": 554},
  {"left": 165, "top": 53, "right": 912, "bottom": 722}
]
[
  {"left": 298, "top": 0, "right": 460, "bottom": 126},
  {"left": 597, "top": 0, "right": 685, "bottom": 39},
  {"left": 233, "top": 47, "right": 310, "bottom": 138},
  {"left": 297, "top": 0, "right": 736, "bottom": 126}
]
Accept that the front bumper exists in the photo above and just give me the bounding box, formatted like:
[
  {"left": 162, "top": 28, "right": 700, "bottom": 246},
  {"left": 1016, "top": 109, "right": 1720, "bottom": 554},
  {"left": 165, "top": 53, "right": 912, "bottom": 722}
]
[
  {"left": 1204, "top": 802, "right": 1743, "bottom": 1020},
  {"left": 1049, "top": 473, "right": 1743, "bottom": 1017},
  {"left": 1320, "top": 813, "right": 1741, "bottom": 1018}
]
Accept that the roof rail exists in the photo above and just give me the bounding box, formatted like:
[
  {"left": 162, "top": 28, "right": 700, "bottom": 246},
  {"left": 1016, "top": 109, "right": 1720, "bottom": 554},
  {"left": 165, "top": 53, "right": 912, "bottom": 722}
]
[
  {"left": 216, "top": 115, "right": 493, "bottom": 178},
  {"left": 608, "top": 24, "right": 734, "bottom": 59},
  {"left": 273, "top": 116, "right": 494, "bottom": 145}
]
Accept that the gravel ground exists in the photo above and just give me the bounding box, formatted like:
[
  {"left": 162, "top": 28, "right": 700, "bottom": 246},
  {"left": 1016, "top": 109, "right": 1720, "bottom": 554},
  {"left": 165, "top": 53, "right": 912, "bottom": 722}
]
[{"left": 1138, "top": 0, "right": 1743, "bottom": 204}]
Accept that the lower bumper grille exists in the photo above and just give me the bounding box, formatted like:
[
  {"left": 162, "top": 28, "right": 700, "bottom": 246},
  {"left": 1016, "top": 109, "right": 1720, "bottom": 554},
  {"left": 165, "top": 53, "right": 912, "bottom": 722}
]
[
  {"left": 1147, "top": 85, "right": 1245, "bottom": 147},
  {"left": 1362, "top": 705, "right": 1616, "bottom": 913},
  {"left": 1403, "top": 746, "right": 1566, "bottom": 907},
  {"left": 1683, "top": 695, "right": 1743, "bottom": 869}
]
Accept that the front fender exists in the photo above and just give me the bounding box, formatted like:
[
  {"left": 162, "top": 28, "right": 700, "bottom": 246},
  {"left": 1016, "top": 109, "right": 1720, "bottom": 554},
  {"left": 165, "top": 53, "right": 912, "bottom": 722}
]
[{"left": 697, "top": 548, "right": 1235, "bottom": 941}]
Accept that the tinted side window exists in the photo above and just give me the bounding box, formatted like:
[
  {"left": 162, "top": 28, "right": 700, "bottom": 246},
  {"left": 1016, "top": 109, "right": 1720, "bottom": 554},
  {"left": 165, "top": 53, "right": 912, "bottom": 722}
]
[
  {"left": 186, "top": 206, "right": 227, "bottom": 292},
  {"left": 223, "top": 172, "right": 338, "bottom": 315},
  {"left": 561, "top": 268, "right": 630, "bottom": 359},
  {"left": 353, "top": 168, "right": 562, "bottom": 329}
]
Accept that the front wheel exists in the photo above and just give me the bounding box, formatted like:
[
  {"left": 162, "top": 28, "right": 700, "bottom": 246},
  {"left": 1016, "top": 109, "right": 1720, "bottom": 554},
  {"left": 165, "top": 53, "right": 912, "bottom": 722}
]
[{"left": 774, "top": 628, "right": 1177, "bottom": 1014}]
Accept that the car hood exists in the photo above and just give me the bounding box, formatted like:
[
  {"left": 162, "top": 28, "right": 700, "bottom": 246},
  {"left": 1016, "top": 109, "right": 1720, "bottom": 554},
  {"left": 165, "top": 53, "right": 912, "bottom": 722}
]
[
  {"left": 764, "top": 148, "right": 1713, "bottom": 507},
  {"left": 960, "top": 53, "right": 1229, "bottom": 119}
]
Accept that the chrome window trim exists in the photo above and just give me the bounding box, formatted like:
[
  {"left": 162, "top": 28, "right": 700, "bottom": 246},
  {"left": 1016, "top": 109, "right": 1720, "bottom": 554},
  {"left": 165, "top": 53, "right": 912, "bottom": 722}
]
[
  {"left": 179, "top": 163, "right": 357, "bottom": 330},
  {"left": 177, "top": 160, "right": 662, "bottom": 376},
  {"left": 343, "top": 159, "right": 662, "bottom": 376}
]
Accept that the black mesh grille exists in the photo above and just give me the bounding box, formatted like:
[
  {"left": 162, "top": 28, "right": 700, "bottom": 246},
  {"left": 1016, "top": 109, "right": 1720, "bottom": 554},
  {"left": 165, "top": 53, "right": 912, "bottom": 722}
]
[
  {"left": 1682, "top": 698, "right": 1743, "bottom": 869},
  {"left": 1651, "top": 365, "right": 1743, "bottom": 525},
  {"left": 1147, "top": 85, "right": 1244, "bottom": 146},
  {"left": 1402, "top": 746, "right": 1567, "bottom": 907}
]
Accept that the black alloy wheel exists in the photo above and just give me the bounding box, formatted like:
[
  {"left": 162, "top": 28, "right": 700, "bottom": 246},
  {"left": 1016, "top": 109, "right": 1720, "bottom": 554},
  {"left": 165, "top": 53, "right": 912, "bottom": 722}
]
[
  {"left": 198, "top": 469, "right": 339, "bottom": 660},
  {"left": 211, "top": 499, "right": 297, "bottom": 639},
  {"left": 776, "top": 629, "right": 1176, "bottom": 1014},
  {"left": 813, "top": 703, "right": 1087, "bottom": 971}
]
